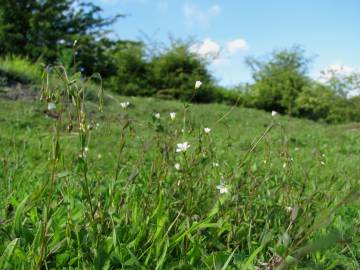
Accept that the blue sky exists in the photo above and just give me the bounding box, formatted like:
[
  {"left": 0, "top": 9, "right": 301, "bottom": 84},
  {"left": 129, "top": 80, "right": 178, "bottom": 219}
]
[{"left": 93, "top": 0, "right": 360, "bottom": 86}]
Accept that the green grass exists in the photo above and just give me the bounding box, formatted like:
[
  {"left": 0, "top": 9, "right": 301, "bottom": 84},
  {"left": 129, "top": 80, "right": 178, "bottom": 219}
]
[
  {"left": 0, "top": 84, "right": 360, "bottom": 269},
  {"left": 0, "top": 56, "right": 43, "bottom": 85}
]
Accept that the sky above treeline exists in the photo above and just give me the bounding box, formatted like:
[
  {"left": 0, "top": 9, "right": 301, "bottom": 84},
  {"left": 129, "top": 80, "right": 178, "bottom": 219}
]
[{"left": 93, "top": 0, "right": 360, "bottom": 86}]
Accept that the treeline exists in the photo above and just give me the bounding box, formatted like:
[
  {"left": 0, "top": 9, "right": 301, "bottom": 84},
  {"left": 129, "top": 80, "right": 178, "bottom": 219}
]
[
  {"left": 240, "top": 47, "right": 360, "bottom": 123},
  {"left": 1, "top": 0, "right": 360, "bottom": 123}
]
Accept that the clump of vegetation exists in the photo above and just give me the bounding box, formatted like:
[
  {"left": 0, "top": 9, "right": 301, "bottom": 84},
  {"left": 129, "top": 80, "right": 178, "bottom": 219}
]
[
  {"left": 0, "top": 56, "right": 42, "bottom": 84},
  {"left": 106, "top": 41, "right": 218, "bottom": 103},
  {"left": 0, "top": 58, "right": 359, "bottom": 268},
  {"left": 1, "top": 1, "right": 360, "bottom": 124},
  {"left": 244, "top": 46, "right": 360, "bottom": 123}
]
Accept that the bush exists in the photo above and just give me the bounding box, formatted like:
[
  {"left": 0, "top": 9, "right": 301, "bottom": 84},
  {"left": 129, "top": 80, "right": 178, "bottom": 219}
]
[
  {"left": 0, "top": 56, "right": 43, "bottom": 84},
  {"left": 149, "top": 43, "right": 216, "bottom": 102},
  {"left": 294, "top": 83, "right": 336, "bottom": 121},
  {"left": 246, "top": 47, "right": 311, "bottom": 114},
  {"left": 107, "top": 41, "right": 218, "bottom": 103},
  {"left": 107, "top": 42, "right": 151, "bottom": 96},
  {"left": 294, "top": 82, "right": 360, "bottom": 123}
]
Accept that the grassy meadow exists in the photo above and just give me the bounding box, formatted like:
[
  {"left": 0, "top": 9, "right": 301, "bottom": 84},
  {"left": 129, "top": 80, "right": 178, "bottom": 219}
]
[{"left": 0, "top": 81, "right": 360, "bottom": 269}]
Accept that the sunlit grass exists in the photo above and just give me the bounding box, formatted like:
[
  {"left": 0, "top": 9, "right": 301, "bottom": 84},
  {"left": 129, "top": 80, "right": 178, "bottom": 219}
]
[
  {"left": 0, "top": 56, "right": 43, "bottom": 84},
  {"left": 0, "top": 68, "right": 359, "bottom": 269}
]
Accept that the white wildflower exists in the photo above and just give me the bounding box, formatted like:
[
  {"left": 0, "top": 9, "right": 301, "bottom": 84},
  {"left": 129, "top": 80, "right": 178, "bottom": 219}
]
[
  {"left": 120, "top": 101, "right": 130, "bottom": 109},
  {"left": 195, "top": 80, "right": 202, "bottom": 89},
  {"left": 170, "top": 112, "right": 176, "bottom": 120},
  {"left": 212, "top": 162, "right": 219, "bottom": 167},
  {"left": 285, "top": 206, "right": 293, "bottom": 213},
  {"left": 176, "top": 142, "right": 190, "bottom": 153},
  {"left": 82, "top": 147, "right": 89, "bottom": 158},
  {"left": 216, "top": 184, "right": 229, "bottom": 194},
  {"left": 47, "top": 102, "right": 56, "bottom": 111},
  {"left": 204, "top": 127, "right": 211, "bottom": 134},
  {"left": 174, "top": 163, "right": 181, "bottom": 170},
  {"left": 154, "top": 112, "right": 160, "bottom": 119},
  {"left": 79, "top": 122, "right": 86, "bottom": 132},
  {"left": 271, "top": 110, "right": 277, "bottom": 117}
]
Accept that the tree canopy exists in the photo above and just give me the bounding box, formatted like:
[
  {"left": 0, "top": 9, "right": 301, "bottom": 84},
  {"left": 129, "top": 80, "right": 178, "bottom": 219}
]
[
  {"left": 245, "top": 46, "right": 311, "bottom": 114},
  {"left": 0, "top": 0, "right": 121, "bottom": 75}
]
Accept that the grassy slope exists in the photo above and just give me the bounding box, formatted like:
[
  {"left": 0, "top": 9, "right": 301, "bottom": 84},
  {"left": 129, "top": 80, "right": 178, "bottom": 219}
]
[{"left": 0, "top": 95, "right": 360, "bottom": 268}]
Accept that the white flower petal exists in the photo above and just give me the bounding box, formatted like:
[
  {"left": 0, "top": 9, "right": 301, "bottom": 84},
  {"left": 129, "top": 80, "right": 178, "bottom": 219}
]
[
  {"left": 195, "top": 80, "right": 202, "bottom": 89},
  {"left": 48, "top": 102, "right": 56, "bottom": 111},
  {"left": 204, "top": 127, "right": 211, "bottom": 133}
]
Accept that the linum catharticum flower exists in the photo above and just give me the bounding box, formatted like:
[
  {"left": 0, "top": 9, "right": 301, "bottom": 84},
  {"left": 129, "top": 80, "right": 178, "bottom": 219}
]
[
  {"left": 120, "top": 101, "right": 130, "bottom": 109},
  {"left": 154, "top": 112, "right": 160, "bottom": 119},
  {"left": 174, "top": 163, "right": 180, "bottom": 170},
  {"left": 176, "top": 142, "right": 190, "bottom": 153},
  {"left": 216, "top": 183, "right": 228, "bottom": 194},
  {"left": 48, "top": 102, "right": 56, "bottom": 111},
  {"left": 195, "top": 80, "right": 202, "bottom": 89},
  {"left": 170, "top": 112, "right": 176, "bottom": 120},
  {"left": 271, "top": 110, "right": 277, "bottom": 117},
  {"left": 204, "top": 127, "right": 211, "bottom": 134},
  {"left": 81, "top": 147, "right": 89, "bottom": 158}
]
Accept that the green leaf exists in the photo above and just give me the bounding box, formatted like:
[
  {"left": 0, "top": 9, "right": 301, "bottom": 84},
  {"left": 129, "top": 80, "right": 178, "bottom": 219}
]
[
  {"left": 221, "top": 248, "right": 238, "bottom": 270},
  {"left": 0, "top": 238, "right": 19, "bottom": 268},
  {"left": 14, "top": 195, "right": 30, "bottom": 237}
]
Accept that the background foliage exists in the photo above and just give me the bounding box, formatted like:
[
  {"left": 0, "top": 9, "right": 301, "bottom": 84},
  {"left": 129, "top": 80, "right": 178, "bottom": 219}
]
[{"left": 1, "top": 0, "right": 360, "bottom": 123}]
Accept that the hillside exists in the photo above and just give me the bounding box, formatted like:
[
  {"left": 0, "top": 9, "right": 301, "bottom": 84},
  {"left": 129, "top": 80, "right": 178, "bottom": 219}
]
[{"left": 0, "top": 88, "right": 360, "bottom": 268}]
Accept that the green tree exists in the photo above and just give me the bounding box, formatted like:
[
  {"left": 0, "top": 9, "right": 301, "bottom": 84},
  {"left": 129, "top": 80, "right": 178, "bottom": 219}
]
[
  {"left": 107, "top": 41, "right": 150, "bottom": 96},
  {"left": 320, "top": 68, "right": 360, "bottom": 98},
  {"left": 149, "top": 42, "right": 216, "bottom": 102},
  {"left": 0, "top": 0, "right": 120, "bottom": 76},
  {"left": 246, "top": 46, "right": 311, "bottom": 114}
]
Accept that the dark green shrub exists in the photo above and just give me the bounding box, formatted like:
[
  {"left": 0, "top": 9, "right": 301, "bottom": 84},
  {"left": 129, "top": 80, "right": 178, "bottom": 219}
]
[
  {"left": 294, "top": 83, "right": 360, "bottom": 123},
  {"left": 246, "top": 47, "right": 311, "bottom": 114},
  {"left": 149, "top": 42, "right": 216, "bottom": 103},
  {"left": 294, "top": 83, "right": 335, "bottom": 121},
  {"left": 107, "top": 42, "right": 150, "bottom": 95},
  {"left": 0, "top": 56, "right": 42, "bottom": 84}
]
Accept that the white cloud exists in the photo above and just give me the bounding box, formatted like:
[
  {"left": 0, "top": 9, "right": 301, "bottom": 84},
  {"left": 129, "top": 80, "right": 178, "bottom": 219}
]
[
  {"left": 316, "top": 64, "right": 360, "bottom": 97},
  {"left": 190, "top": 37, "right": 249, "bottom": 63},
  {"left": 226, "top": 39, "right": 248, "bottom": 54},
  {"left": 183, "top": 3, "right": 221, "bottom": 27},
  {"left": 326, "top": 64, "right": 355, "bottom": 75},
  {"left": 317, "top": 64, "right": 357, "bottom": 83},
  {"left": 208, "top": 4, "right": 221, "bottom": 15},
  {"left": 190, "top": 39, "right": 221, "bottom": 58}
]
